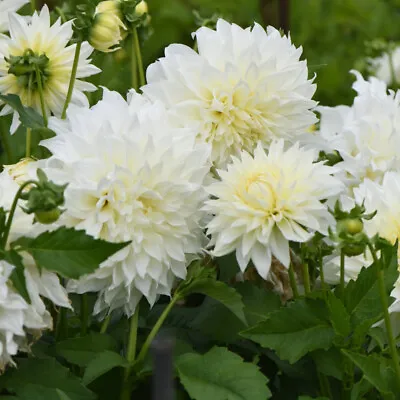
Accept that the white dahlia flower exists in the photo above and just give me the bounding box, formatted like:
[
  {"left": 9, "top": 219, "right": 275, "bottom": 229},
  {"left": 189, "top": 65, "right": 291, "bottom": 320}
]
[
  {"left": 40, "top": 89, "right": 211, "bottom": 317},
  {"left": 0, "top": 0, "right": 28, "bottom": 33},
  {"left": 0, "top": 164, "right": 70, "bottom": 369},
  {"left": 317, "top": 71, "right": 400, "bottom": 196},
  {"left": 0, "top": 5, "right": 100, "bottom": 132},
  {"left": 143, "top": 19, "right": 317, "bottom": 168},
  {"left": 204, "top": 140, "right": 343, "bottom": 279}
]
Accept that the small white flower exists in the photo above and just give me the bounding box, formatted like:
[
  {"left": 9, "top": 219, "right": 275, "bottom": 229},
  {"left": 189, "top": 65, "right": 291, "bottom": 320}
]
[
  {"left": 40, "top": 89, "right": 211, "bottom": 317},
  {"left": 0, "top": 5, "right": 100, "bottom": 132},
  {"left": 204, "top": 140, "right": 343, "bottom": 278},
  {"left": 0, "top": 0, "right": 28, "bottom": 33},
  {"left": 317, "top": 71, "right": 400, "bottom": 197},
  {"left": 143, "top": 19, "right": 317, "bottom": 168}
]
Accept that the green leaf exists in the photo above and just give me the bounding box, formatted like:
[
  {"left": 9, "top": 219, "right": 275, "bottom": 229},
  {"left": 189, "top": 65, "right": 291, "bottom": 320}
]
[
  {"left": 12, "top": 227, "right": 131, "bottom": 279},
  {"left": 342, "top": 350, "right": 398, "bottom": 398},
  {"left": 241, "top": 298, "right": 335, "bottom": 363},
  {"left": 298, "top": 397, "right": 329, "bottom": 400},
  {"left": 179, "top": 274, "right": 246, "bottom": 324},
  {"left": 56, "top": 391, "right": 73, "bottom": 400},
  {"left": 0, "top": 358, "right": 95, "bottom": 400},
  {"left": 343, "top": 244, "right": 398, "bottom": 337},
  {"left": 5, "top": 250, "right": 30, "bottom": 304},
  {"left": 176, "top": 347, "right": 271, "bottom": 400},
  {"left": 312, "top": 348, "right": 343, "bottom": 380},
  {"left": 235, "top": 282, "right": 281, "bottom": 326},
  {"left": 325, "top": 291, "right": 351, "bottom": 339},
  {"left": 0, "top": 94, "right": 44, "bottom": 129},
  {"left": 351, "top": 378, "right": 373, "bottom": 400},
  {"left": 55, "top": 333, "right": 118, "bottom": 367},
  {"left": 82, "top": 351, "right": 129, "bottom": 385}
]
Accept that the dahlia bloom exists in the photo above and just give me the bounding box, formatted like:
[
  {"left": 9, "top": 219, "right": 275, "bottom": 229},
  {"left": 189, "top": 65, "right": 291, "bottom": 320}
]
[
  {"left": 369, "top": 46, "right": 400, "bottom": 86},
  {"left": 317, "top": 71, "right": 400, "bottom": 196},
  {"left": 204, "top": 140, "right": 343, "bottom": 279},
  {"left": 143, "top": 19, "right": 317, "bottom": 168},
  {"left": 40, "top": 89, "right": 211, "bottom": 317},
  {"left": 0, "top": 0, "right": 28, "bottom": 33},
  {"left": 0, "top": 164, "right": 70, "bottom": 370},
  {"left": 0, "top": 5, "right": 100, "bottom": 132}
]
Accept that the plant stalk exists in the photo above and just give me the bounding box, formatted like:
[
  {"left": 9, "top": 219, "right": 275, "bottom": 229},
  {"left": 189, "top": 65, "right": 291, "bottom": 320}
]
[
  {"left": 130, "top": 36, "right": 138, "bottom": 91},
  {"left": 61, "top": 42, "right": 82, "bottom": 119},
  {"left": 132, "top": 28, "right": 145, "bottom": 88},
  {"left": 340, "top": 249, "right": 345, "bottom": 300},
  {"left": 1, "top": 180, "right": 37, "bottom": 248},
  {"left": 367, "top": 242, "right": 400, "bottom": 387},
  {"left": 302, "top": 262, "right": 311, "bottom": 295},
  {"left": 100, "top": 315, "right": 111, "bottom": 334}
]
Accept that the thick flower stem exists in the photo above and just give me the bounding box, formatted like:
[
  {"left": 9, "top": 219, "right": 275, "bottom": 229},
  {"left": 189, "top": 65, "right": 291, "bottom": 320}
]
[
  {"left": 367, "top": 242, "right": 400, "bottom": 387},
  {"left": 30, "top": 0, "right": 36, "bottom": 12},
  {"left": 120, "top": 306, "right": 140, "bottom": 400},
  {"left": 302, "top": 262, "right": 311, "bottom": 295},
  {"left": 133, "top": 28, "right": 145, "bottom": 88},
  {"left": 100, "top": 315, "right": 111, "bottom": 334},
  {"left": 288, "top": 263, "right": 299, "bottom": 298},
  {"left": 61, "top": 41, "right": 82, "bottom": 119},
  {"left": 25, "top": 128, "right": 31, "bottom": 158},
  {"left": 1, "top": 180, "right": 37, "bottom": 249},
  {"left": 80, "top": 294, "right": 89, "bottom": 337},
  {"left": 130, "top": 36, "right": 138, "bottom": 91},
  {"left": 340, "top": 249, "right": 345, "bottom": 300},
  {"left": 35, "top": 65, "right": 48, "bottom": 127}
]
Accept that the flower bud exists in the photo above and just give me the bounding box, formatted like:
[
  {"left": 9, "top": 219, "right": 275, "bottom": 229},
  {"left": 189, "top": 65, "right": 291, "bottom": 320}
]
[
  {"left": 135, "top": 1, "right": 148, "bottom": 16},
  {"left": 34, "top": 208, "right": 61, "bottom": 224},
  {"left": 90, "top": 0, "right": 127, "bottom": 53},
  {"left": 337, "top": 218, "right": 364, "bottom": 236}
]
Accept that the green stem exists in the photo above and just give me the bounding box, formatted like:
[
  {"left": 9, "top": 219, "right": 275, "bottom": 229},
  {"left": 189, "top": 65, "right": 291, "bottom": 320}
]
[
  {"left": 80, "top": 294, "right": 89, "bottom": 336},
  {"left": 302, "top": 262, "right": 311, "bottom": 295},
  {"left": 61, "top": 42, "right": 82, "bottom": 119},
  {"left": 132, "top": 28, "right": 145, "bottom": 88},
  {"left": 120, "top": 307, "right": 140, "bottom": 400},
  {"left": 1, "top": 180, "right": 37, "bottom": 248},
  {"left": 288, "top": 263, "right": 299, "bottom": 298},
  {"left": 340, "top": 249, "right": 345, "bottom": 300},
  {"left": 25, "top": 128, "right": 31, "bottom": 158},
  {"left": 0, "top": 121, "right": 12, "bottom": 163},
  {"left": 319, "top": 253, "right": 326, "bottom": 291},
  {"left": 317, "top": 370, "right": 332, "bottom": 398},
  {"left": 130, "top": 36, "right": 138, "bottom": 91},
  {"left": 100, "top": 315, "right": 111, "bottom": 334},
  {"left": 135, "top": 295, "right": 180, "bottom": 366},
  {"left": 34, "top": 65, "right": 48, "bottom": 127},
  {"left": 30, "top": 0, "right": 36, "bottom": 12},
  {"left": 367, "top": 242, "right": 400, "bottom": 387}
]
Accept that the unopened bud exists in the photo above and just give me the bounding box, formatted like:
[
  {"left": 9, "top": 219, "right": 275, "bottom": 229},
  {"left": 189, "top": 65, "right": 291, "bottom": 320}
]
[
  {"left": 90, "top": 0, "right": 127, "bottom": 53},
  {"left": 135, "top": 1, "right": 148, "bottom": 16}
]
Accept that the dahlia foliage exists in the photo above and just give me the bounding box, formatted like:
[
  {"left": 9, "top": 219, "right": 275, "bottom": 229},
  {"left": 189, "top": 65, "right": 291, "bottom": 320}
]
[{"left": 0, "top": 1, "right": 397, "bottom": 399}]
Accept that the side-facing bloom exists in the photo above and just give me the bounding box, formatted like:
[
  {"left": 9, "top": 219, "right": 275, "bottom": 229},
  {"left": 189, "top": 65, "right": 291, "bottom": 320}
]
[
  {"left": 204, "top": 140, "right": 343, "bottom": 278},
  {"left": 40, "top": 89, "right": 211, "bottom": 317},
  {"left": 143, "top": 19, "right": 317, "bottom": 168},
  {"left": 0, "top": 5, "right": 100, "bottom": 132},
  {"left": 0, "top": 0, "right": 28, "bottom": 33},
  {"left": 0, "top": 162, "right": 70, "bottom": 370},
  {"left": 90, "top": 1, "right": 127, "bottom": 53},
  {"left": 317, "top": 71, "right": 400, "bottom": 197}
]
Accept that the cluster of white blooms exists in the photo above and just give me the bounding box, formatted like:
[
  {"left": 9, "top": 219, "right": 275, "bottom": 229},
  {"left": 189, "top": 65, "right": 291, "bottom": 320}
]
[
  {"left": 317, "top": 71, "right": 400, "bottom": 199},
  {"left": 0, "top": 164, "right": 70, "bottom": 370},
  {"left": 7, "top": 0, "right": 400, "bottom": 368}
]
